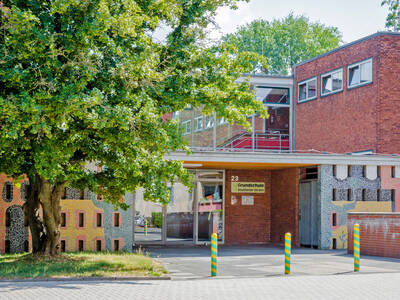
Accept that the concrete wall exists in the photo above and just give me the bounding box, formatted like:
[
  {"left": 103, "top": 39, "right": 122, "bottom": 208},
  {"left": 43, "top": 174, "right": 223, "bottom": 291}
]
[{"left": 348, "top": 213, "right": 400, "bottom": 258}]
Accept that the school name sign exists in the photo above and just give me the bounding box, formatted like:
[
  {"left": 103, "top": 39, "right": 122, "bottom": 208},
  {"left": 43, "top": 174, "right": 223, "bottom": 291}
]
[{"left": 231, "top": 182, "right": 265, "bottom": 193}]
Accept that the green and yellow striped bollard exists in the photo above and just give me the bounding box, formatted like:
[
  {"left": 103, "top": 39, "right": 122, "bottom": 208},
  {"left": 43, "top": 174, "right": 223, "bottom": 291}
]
[
  {"left": 284, "top": 232, "right": 291, "bottom": 275},
  {"left": 211, "top": 233, "right": 218, "bottom": 277},
  {"left": 354, "top": 223, "right": 360, "bottom": 272},
  {"left": 144, "top": 219, "right": 148, "bottom": 236}
]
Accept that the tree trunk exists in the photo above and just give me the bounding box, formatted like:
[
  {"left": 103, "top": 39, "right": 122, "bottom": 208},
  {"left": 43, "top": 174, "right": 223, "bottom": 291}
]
[{"left": 24, "top": 175, "right": 65, "bottom": 256}]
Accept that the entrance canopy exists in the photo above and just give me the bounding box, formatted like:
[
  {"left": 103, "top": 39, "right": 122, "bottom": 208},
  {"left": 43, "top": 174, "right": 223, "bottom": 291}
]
[{"left": 166, "top": 151, "right": 400, "bottom": 170}]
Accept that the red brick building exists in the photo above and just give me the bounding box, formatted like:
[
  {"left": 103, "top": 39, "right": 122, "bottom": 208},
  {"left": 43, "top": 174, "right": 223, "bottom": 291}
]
[{"left": 293, "top": 32, "right": 400, "bottom": 155}]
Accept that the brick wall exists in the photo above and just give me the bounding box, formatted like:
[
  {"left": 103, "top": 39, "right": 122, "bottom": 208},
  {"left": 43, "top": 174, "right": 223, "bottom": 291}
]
[
  {"left": 377, "top": 35, "right": 400, "bottom": 154},
  {"left": 270, "top": 168, "right": 299, "bottom": 246},
  {"left": 347, "top": 213, "right": 400, "bottom": 259},
  {"left": 294, "top": 33, "right": 400, "bottom": 154},
  {"left": 224, "top": 169, "right": 271, "bottom": 244}
]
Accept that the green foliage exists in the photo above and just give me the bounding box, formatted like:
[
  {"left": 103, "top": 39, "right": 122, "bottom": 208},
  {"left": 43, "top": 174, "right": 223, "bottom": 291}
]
[
  {"left": 222, "top": 13, "right": 342, "bottom": 75},
  {"left": 0, "top": 0, "right": 266, "bottom": 206},
  {"left": 151, "top": 212, "right": 162, "bottom": 228},
  {"left": 382, "top": 0, "right": 400, "bottom": 30}
]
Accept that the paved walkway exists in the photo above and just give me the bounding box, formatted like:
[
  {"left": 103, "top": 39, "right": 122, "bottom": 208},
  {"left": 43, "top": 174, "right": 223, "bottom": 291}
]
[
  {"left": 146, "top": 245, "right": 400, "bottom": 279},
  {"left": 1, "top": 273, "right": 400, "bottom": 299}
]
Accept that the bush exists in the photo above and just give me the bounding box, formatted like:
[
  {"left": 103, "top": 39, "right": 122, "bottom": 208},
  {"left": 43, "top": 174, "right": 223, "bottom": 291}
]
[{"left": 151, "top": 212, "right": 162, "bottom": 228}]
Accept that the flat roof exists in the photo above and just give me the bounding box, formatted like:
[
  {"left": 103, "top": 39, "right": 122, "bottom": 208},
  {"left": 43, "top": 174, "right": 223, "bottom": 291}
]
[
  {"left": 166, "top": 151, "right": 400, "bottom": 170},
  {"left": 294, "top": 31, "right": 400, "bottom": 68}
]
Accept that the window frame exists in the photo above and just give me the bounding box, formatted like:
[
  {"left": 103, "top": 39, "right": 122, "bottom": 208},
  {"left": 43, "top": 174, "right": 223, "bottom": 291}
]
[
  {"left": 181, "top": 120, "right": 191, "bottom": 135},
  {"left": 320, "top": 68, "right": 343, "bottom": 97},
  {"left": 194, "top": 116, "right": 203, "bottom": 132},
  {"left": 297, "top": 76, "right": 317, "bottom": 103},
  {"left": 347, "top": 58, "right": 373, "bottom": 89},
  {"left": 255, "top": 86, "right": 290, "bottom": 105}
]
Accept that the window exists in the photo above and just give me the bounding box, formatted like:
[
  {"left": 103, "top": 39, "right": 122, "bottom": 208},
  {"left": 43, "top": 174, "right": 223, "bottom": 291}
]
[
  {"left": 96, "top": 240, "right": 102, "bottom": 251},
  {"left": 194, "top": 116, "right": 203, "bottom": 132},
  {"left": 321, "top": 69, "right": 343, "bottom": 96},
  {"left": 24, "top": 240, "right": 29, "bottom": 252},
  {"left": 78, "top": 213, "right": 84, "bottom": 228},
  {"left": 348, "top": 58, "right": 372, "bottom": 88},
  {"left": 61, "top": 212, "right": 66, "bottom": 227},
  {"left": 182, "top": 120, "right": 191, "bottom": 135},
  {"left": 347, "top": 189, "right": 352, "bottom": 201},
  {"left": 332, "top": 189, "right": 337, "bottom": 201},
  {"left": 377, "top": 189, "right": 381, "bottom": 201},
  {"left": 96, "top": 213, "right": 102, "bottom": 227},
  {"left": 332, "top": 213, "right": 337, "bottom": 227},
  {"left": 5, "top": 240, "right": 10, "bottom": 254},
  {"left": 5, "top": 210, "right": 10, "bottom": 227},
  {"left": 78, "top": 240, "right": 84, "bottom": 251},
  {"left": 298, "top": 77, "right": 317, "bottom": 102},
  {"left": 60, "top": 240, "right": 66, "bottom": 252},
  {"left": 114, "top": 213, "right": 120, "bottom": 227},
  {"left": 362, "top": 189, "right": 367, "bottom": 201},
  {"left": 332, "top": 238, "right": 337, "bottom": 250},
  {"left": 255, "top": 87, "right": 290, "bottom": 104},
  {"left": 348, "top": 166, "right": 352, "bottom": 177},
  {"left": 205, "top": 115, "right": 215, "bottom": 129},
  {"left": 392, "top": 166, "right": 396, "bottom": 178},
  {"left": 392, "top": 189, "right": 396, "bottom": 202},
  {"left": 114, "top": 239, "right": 120, "bottom": 251},
  {"left": 218, "top": 117, "right": 227, "bottom": 125}
]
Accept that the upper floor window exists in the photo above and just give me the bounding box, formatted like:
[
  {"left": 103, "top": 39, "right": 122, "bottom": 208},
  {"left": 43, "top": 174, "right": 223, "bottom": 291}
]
[
  {"left": 298, "top": 77, "right": 317, "bottom": 103},
  {"left": 205, "top": 115, "right": 215, "bottom": 129},
  {"left": 321, "top": 69, "right": 343, "bottom": 96},
  {"left": 255, "top": 87, "right": 290, "bottom": 105},
  {"left": 348, "top": 58, "right": 372, "bottom": 88},
  {"left": 182, "top": 120, "right": 191, "bottom": 135},
  {"left": 194, "top": 116, "right": 203, "bottom": 132}
]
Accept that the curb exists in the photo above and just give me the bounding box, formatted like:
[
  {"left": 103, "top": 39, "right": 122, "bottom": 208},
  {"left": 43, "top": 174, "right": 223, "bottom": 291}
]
[{"left": 0, "top": 276, "right": 171, "bottom": 283}]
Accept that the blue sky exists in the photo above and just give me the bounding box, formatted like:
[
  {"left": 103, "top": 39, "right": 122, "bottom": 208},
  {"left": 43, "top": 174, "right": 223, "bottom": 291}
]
[{"left": 214, "top": 0, "right": 389, "bottom": 44}]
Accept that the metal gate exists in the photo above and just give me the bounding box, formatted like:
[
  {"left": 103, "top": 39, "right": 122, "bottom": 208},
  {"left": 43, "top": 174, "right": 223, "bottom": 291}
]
[{"left": 299, "top": 181, "right": 318, "bottom": 248}]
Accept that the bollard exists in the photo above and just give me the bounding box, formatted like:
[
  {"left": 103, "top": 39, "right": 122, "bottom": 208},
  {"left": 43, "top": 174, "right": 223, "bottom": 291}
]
[
  {"left": 144, "top": 219, "right": 148, "bottom": 236},
  {"left": 211, "top": 233, "right": 218, "bottom": 277},
  {"left": 284, "top": 232, "right": 291, "bottom": 275},
  {"left": 354, "top": 223, "right": 360, "bottom": 272}
]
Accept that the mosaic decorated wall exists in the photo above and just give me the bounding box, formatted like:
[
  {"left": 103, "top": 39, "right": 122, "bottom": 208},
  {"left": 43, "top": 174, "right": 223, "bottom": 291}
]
[
  {"left": 59, "top": 190, "right": 133, "bottom": 252},
  {"left": 0, "top": 175, "right": 133, "bottom": 253},
  {"left": 319, "top": 165, "right": 400, "bottom": 249},
  {"left": 0, "top": 174, "right": 30, "bottom": 254}
]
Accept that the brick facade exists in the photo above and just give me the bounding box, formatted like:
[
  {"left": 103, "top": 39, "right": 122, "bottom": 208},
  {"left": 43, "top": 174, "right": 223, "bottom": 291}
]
[
  {"left": 271, "top": 168, "right": 299, "bottom": 246},
  {"left": 224, "top": 169, "right": 271, "bottom": 244},
  {"left": 348, "top": 213, "right": 400, "bottom": 259},
  {"left": 294, "top": 33, "right": 400, "bottom": 154}
]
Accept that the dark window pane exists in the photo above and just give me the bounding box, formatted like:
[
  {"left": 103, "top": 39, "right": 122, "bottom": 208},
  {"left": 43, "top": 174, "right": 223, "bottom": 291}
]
[
  {"left": 79, "top": 213, "right": 84, "bottom": 227},
  {"left": 308, "top": 79, "right": 316, "bottom": 98},
  {"left": 61, "top": 240, "right": 66, "bottom": 252},
  {"left": 114, "top": 213, "right": 120, "bottom": 227},
  {"left": 114, "top": 240, "right": 119, "bottom": 251},
  {"left": 299, "top": 83, "right": 307, "bottom": 100},
  {"left": 349, "top": 66, "right": 360, "bottom": 86},
  {"left": 96, "top": 240, "right": 102, "bottom": 251},
  {"left": 61, "top": 213, "right": 66, "bottom": 227},
  {"left": 78, "top": 240, "right": 84, "bottom": 251},
  {"left": 97, "top": 213, "right": 102, "bottom": 227}
]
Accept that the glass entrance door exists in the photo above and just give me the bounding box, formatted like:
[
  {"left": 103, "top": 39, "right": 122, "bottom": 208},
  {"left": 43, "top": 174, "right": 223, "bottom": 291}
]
[{"left": 197, "top": 182, "right": 223, "bottom": 242}]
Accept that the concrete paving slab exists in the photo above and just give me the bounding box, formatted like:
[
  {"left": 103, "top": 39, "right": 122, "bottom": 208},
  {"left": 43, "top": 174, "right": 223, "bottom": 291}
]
[{"left": 146, "top": 245, "right": 400, "bottom": 279}]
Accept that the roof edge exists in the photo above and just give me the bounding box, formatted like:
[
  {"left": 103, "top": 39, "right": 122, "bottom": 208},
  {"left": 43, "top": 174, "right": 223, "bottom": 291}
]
[{"left": 294, "top": 31, "right": 400, "bottom": 69}]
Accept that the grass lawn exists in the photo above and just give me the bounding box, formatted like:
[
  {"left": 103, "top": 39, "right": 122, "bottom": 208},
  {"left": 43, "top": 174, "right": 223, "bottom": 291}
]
[{"left": 0, "top": 251, "right": 167, "bottom": 279}]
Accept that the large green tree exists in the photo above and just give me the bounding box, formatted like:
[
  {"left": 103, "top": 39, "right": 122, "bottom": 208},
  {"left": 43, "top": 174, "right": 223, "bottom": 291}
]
[
  {"left": 0, "top": 0, "right": 266, "bottom": 255},
  {"left": 382, "top": 0, "right": 400, "bottom": 30},
  {"left": 222, "top": 14, "right": 342, "bottom": 74}
]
